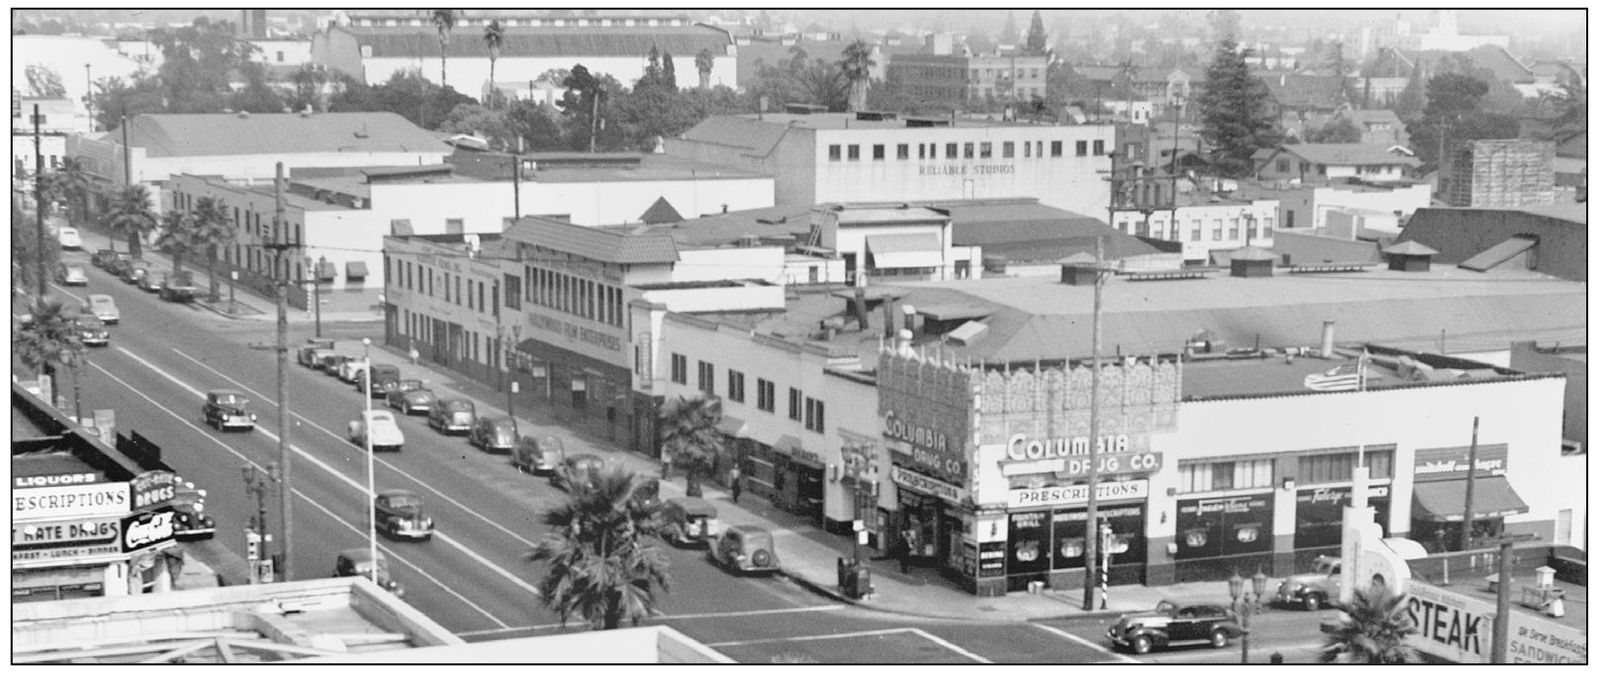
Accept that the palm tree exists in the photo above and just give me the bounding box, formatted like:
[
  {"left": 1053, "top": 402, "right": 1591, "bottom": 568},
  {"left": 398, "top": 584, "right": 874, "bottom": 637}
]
[
  {"left": 154, "top": 209, "right": 196, "bottom": 277},
  {"left": 102, "top": 184, "right": 157, "bottom": 258},
  {"left": 1318, "top": 586, "right": 1422, "bottom": 664},
  {"left": 57, "top": 157, "right": 91, "bottom": 226},
  {"left": 14, "top": 298, "right": 82, "bottom": 380},
  {"left": 838, "top": 39, "right": 875, "bottom": 112},
  {"left": 658, "top": 394, "right": 724, "bottom": 498},
  {"left": 528, "top": 465, "right": 669, "bottom": 630},
  {"left": 695, "top": 48, "right": 715, "bottom": 90},
  {"left": 188, "top": 197, "right": 235, "bottom": 302},
  {"left": 430, "top": 10, "right": 457, "bottom": 86},
  {"left": 483, "top": 19, "right": 504, "bottom": 105}
]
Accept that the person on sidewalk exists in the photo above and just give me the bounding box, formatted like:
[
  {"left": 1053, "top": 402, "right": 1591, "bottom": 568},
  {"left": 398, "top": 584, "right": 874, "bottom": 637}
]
[
  {"left": 408, "top": 339, "right": 420, "bottom": 366},
  {"left": 890, "top": 531, "right": 912, "bottom": 574},
  {"left": 727, "top": 465, "right": 743, "bottom": 503}
]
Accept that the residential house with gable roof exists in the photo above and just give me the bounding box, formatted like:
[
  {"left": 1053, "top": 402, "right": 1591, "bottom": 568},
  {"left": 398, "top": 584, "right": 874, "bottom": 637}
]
[{"left": 1253, "top": 143, "right": 1421, "bottom": 183}]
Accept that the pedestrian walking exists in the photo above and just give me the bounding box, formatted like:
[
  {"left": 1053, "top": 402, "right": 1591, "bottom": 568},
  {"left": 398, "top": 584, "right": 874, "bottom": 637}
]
[
  {"left": 408, "top": 339, "right": 420, "bottom": 366},
  {"left": 728, "top": 465, "right": 743, "bottom": 503},
  {"left": 894, "top": 531, "right": 912, "bottom": 574}
]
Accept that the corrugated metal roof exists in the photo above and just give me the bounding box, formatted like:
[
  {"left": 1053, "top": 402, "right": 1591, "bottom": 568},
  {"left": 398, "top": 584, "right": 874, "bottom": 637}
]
[
  {"left": 343, "top": 25, "right": 729, "bottom": 59},
  {"left": 113, "top": 113, "right": 447, "bottom": 158},
  {"left": 505, "top": 216, "right": 679, "bottom": 264},
  {"left": 679, "top": 116, "right": 793, "bottom": 157}
]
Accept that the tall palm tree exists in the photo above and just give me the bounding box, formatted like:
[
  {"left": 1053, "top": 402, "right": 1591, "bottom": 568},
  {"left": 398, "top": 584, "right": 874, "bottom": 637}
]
[
  {"left": 528, "top": 465, "right": 669, "bottom": 630},
  {"left": 102, "top": 184, "right": 157, "bottom": 258},
  {"left": 483, "top": 19, "right": 504, "bottom": 105},
  {"left": 57, "top": 157, "right": 91, "bottom": 226},
  {"left": 188, "top": 196, "right": 235, "bottom": 302},
  {"left": 838, "top": 39, "right": 875, "bottom": 112},
  {"left": 14, "top": 298, "right": 82, "bottom": 379},
  {"left": 695, "top": 48, "right": 715, "bottom": 90},
  {"left": 658, "top": 394, "right": 724, "bottom": 498},
  {"left": 154, "top": 209, "right": 196, "bottom": 277},
  {"left": 1318, "top": 586, "right": 1422, "bottom": 664},
  {"left": 430, "top": 10, "right": 457, "bottom": 86}
]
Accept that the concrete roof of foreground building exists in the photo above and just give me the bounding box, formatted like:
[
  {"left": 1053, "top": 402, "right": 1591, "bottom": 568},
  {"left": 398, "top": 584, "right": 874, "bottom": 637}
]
[
  {"left": 506, "top": 215, "right": 680, "bottom": 264},
  {"left": 109, "top": 112, "right": 448, "bottom": 157}
]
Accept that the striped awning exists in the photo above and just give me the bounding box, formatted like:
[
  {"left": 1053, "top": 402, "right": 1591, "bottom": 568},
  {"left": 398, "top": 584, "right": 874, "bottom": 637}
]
[{"left": 346, "top": 261, "right": 369, "bottom": 279}]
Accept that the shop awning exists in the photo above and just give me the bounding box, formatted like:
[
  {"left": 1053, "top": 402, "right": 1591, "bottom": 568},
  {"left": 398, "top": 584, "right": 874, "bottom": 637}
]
[
  {"left": 1411, "top": 477, "right": 1530, "bottom": 522},
  {"left": 315, "top": 260, "right": 338, "bottom": 281},
  {"left": 866, "top": 233, "right": 944, "bottom": 269},
  {"left": 715, "top": 416, "right": 746, "bottom": 437},
  {"left": 345, "top": 261, "right": 368, "bottom": 279},
  {"left": 774, "top": 435, "right": 801, "bottom": 452}
]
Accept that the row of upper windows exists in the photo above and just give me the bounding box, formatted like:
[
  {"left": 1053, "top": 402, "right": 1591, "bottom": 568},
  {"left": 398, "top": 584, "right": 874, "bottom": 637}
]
[
  {"left": 1116, "top": 216, "right": 1276, "bottom": 242},
  {"left": 970, "top": 67, "right": 1042, "bottom": 81},
  {"left": 1178, "top": 450, "right": 1394, "bottom": 493},
  {"left": 669, "top": 354, "right": 825, "bottom": 434},
  {"left": 523, "top": 264, "right": 625, "bottom": 328},
  {"left": 171, "top": 189, "right": 303, "bottom": 246},
  {"left": 386, "top": 256, "right": 493, "bottom": 313},
  {"left": 827, "top": 139, "right": 1105, "bottom": 162}
]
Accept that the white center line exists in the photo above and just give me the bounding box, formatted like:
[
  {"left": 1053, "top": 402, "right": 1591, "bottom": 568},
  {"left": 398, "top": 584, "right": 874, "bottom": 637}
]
[
  {"left": 1031, "top": 622, "right": 1141, "bottom": 663},
  {"left": 455, "top": 604, "right": 848, "bottom": 637},
  {"left": 905, "top": 627, "right": 995, "bottom": 664}
]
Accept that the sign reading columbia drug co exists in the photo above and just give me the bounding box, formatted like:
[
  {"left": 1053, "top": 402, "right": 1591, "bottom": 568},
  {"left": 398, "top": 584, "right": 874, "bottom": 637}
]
[{"left": 13, "top": 482, "right": 131, "bottom": 521}]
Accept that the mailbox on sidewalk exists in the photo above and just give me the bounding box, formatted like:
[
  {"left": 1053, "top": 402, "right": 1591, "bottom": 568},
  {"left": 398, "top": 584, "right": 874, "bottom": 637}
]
[{"left": 837, "top": 557, "right": 873, "bottom": 600}]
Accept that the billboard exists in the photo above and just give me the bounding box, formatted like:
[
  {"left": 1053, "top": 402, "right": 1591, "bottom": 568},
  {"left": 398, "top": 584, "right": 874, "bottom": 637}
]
[{"left": 1403, "top": 579, "right": 1585, "bottom": 663}]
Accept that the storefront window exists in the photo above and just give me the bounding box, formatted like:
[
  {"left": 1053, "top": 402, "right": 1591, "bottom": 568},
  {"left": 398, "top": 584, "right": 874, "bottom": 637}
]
[
  {"left": 1295, "top": 485, "right": 1390, "bottom": 550},
  {"left": 1174, "top": 494, "right": 1273, "bottom": 560},
  {"left": 1298, "top": 449, "right": 1393, "bottom": 484}
]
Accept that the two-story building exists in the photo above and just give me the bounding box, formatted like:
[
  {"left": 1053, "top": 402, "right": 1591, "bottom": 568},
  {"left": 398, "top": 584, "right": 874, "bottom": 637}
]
[
  {"left": 1112, "top": 193, "right": 1279, "bottom": 265},
  {"left": 1253, "top": 143, "right": 1421, "bottom": 183}
]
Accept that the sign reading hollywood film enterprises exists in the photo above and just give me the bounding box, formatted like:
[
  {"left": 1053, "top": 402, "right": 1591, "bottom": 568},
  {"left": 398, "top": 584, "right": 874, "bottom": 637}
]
[
  {"left": 13, "top": 482, "right": 131, "bottom": 521},
  {"left": 1007, "top": 480, "right": 1150, "bottom": 510},
  {"left": 1403, "top": 579, "right": 1586, "bottom": 663}
]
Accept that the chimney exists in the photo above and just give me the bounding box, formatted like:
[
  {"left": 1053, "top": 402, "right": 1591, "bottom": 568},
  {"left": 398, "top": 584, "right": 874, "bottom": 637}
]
[
  {"left": 1320, "top": 320, "right": 1335, "bottom": 358},
  {"left": 901, "top": 304, "right": 919, "bottom": 335},
  {"left": 852, "top": 287, "right": 869, "bottom": 331}
]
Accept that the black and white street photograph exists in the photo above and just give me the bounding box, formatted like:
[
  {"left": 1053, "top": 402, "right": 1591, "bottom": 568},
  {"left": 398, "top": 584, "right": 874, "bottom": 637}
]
[{"left": 9, "top": 6, "right": 1589, "bottom": 665}]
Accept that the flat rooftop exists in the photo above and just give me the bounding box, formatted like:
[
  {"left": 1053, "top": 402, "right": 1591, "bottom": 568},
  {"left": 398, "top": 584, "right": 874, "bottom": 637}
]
[
  {"left": 726, "top": 112, "right": 1059, "bottom": 130},
  {"left": 1179, "top": 352, "right": 1515, "bottom": 400}
]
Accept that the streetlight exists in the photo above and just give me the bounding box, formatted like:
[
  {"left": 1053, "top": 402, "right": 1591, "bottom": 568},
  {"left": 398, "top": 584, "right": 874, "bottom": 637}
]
[
  {"left": 362, "top": 337, "right": 377, "bottom": 587},
  {"left": 1228, "top": 568, "right": 1269, "bottom": 664},
  {"left": 242, "top": 462, "right": 277, "bottom": 584},
  {"left": 84, "top": 63, "right": 93, "bottom": 132}
]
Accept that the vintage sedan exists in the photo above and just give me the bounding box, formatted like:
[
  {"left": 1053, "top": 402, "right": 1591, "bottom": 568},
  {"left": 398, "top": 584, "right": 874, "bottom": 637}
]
[
  {"left": 55, "top": 262, "right": 88, "bottom": 286},
  {"left": 386, "top": 379, "right": 435, "bottom": 415},
  {"left": 91, "top": 248, "right": 121, "bottom": 269},
  {"left": 357, "top": 363, "right": 402, "bottom": 398},
  {"left": 334, "top": 549, "right": 404, "bottom": 597},
  {"left": 202, "top": 389, "right": 257, "bottom": 431},
  {"left": 349, "top": 409, "right": 405, "bottom": 452},
  {"left": 83, "top": 294, "right": 120, "bottom": 324},
  {"left": 1107, "top": 600, "right": 1244, "bottom": 654},
  {"left": 468, "top": 416, "right": 518, "bottom": 453},
  {"left": 73, "top": 314, "right": 110, "bottom": 347},
  {"left": 133, "top": 267, "right": 162, "bottom": 293},
  {"left": 108, "top": 256, "right": 143, "bottom": 281},
  {"left": 512, "top": 434, "right": 564, "bottom": 475},
  {"left": 427, "top": 397, "right": 476, "bottom": 434},
  {"left": 374, "top": 489, "right": 434, "bottom": 541},
  {"left": 709, "top": 525, "right": 781, "bottom": 574},
  {"left": 336, "top": 356, "right": 368, "bottom": 383},
  {"left": 318, "top": 353, "right": 356, "bottom": 376},
  {"left": 550, "top": 453, "right": 604, "bottom": 489},
  {"left": 297, "top": 340, "right": 336, "bottom": 368},
  {"left": 170, "top": 480, "right": 216, "bottom": 541},
  {"left": 57, "top": 226, "right": 82, "bottom": 250}
]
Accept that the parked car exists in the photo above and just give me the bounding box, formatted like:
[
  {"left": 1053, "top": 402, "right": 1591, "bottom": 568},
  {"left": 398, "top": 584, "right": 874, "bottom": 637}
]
[
  {"left": 333, "top": 549, "right": 404, "bottom": 596},
  {"left": 1275, "top": 555, "right": 1342, "bottom": 611},
  {"left": 202, "top": 389, "right": 257, "bottom": 431},
  {"left": 386, "top": 380, "right": 435, "bottom": 415},
  {"left": 319, "top": 353, "right": 356, "bottom": 376},
  {"left": 170, "top": 479, "right": 216, "bottom": 541},
  {"left": 374, "top": 489, "right": 434, "bottom": 541},
  {"left": 72, "top": 314, "right": 110, "bottom": 347},
  {"left": 297, "top": 340, "right": 336, "bottom": 368},
  {"left": 133, "top": 267, "right": 161, "bottom": 293},
  {"left": 107, "top": 256, "right": 141, "bottom": 280},
  {"left": 57, "top": 226, "right": 81, "bottom": 250},
  {"left": 348, "top": 409, "right": 405, "bottom": 452},
  {"left": 709, "top": 525, "right": 781, "bottom": 574},
  {"left": 91, "top": 248, "right": 121, "bottom": 269},
  {"left": 512, "top": 434, "right": 564, "bottom": 475},
  {"left": 55, "top": 262, "right": 88, "bottom": 286},
  {"left": 1107, "top": 600, "right": 1243, "bottom": 654},
  {"left": 158, "top": 271, "right": 197, "bottom": 303},
  {"left": 632, "top": 477, "right": 661, "bottom": 512},
  {"left": 550, "top": 453, "right": 604, "bottom": 489},
  {"left": 356, "top": 363, "right": 402, "bottom": 398},
  {"left": 662, "top": 497, "right": 720, "bottom": 547},
  {"left": 468, "top": 416, "right": 519, "bottom": 453},
  {"left": 336, "top": 356, "right": 368, "bottom": 383},
  {"left": 427, "top": 398, "right": 476, "bottom": 434},
  {"left": 82, "top": 294, "right": 120, "bottom": 324}
]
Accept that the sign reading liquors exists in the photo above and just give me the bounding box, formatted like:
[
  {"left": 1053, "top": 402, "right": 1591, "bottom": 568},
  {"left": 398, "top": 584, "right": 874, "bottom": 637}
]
[
  {"left": 1007, "top": 480, "right": 1150, "bottom": 509},
  {"left": 890, "top": 466, "right": 965, "bottom": 504}
]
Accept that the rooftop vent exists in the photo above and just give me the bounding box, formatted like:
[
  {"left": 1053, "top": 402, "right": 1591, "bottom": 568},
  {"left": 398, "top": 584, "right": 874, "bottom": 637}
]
[
  {"left": 855, "top": 110, "right": 898, "bottom": 121},
  {"left": 784, "top": 102, "right": 828, "bottom": 115},
  {"left": 904, "top": 117, "right": 953, "bottom": 128}
]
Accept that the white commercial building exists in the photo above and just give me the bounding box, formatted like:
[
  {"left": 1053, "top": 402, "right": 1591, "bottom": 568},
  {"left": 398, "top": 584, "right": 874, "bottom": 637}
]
[
  {"left": 1237, "top": 179, "right": 1434, "bottom": 234},
  {"left": 1113, "top": 194, "right": 1279, "bottom": 264},
  {"left": 666, "top": 112, "right": 1117, "bottom": 220}
]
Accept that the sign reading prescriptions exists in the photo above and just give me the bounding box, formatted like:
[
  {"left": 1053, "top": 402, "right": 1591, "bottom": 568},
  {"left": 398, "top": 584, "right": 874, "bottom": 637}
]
[
  {"left": 1007, "top": 480, "right": 1149, "bottom": 509},
  {"left": 13, "top": 482, "right": 131, "bottom": 521}
]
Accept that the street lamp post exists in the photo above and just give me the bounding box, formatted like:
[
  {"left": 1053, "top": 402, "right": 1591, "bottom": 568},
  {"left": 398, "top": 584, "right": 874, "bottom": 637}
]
[
  {"left": 84, "top": 63, "right": 94, "bottom": 132},
  {"left": 1228, "top": 568, "right": 1269, "bottom": 664},
  {"left": 362, "top": 337, "right": 378, "bottom": 587},
  {"left": 242, "top": 462, "right": 277, "bottom": 584}
]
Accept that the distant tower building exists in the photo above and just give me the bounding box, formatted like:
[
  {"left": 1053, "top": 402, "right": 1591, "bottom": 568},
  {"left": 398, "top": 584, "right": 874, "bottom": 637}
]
[{"left": 241, "top": 9, "right": 268, "bottom": 38}]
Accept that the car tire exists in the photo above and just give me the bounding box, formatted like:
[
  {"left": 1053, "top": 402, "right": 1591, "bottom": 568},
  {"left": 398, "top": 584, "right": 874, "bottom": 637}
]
[
  {"left": 1130, "top": 635, "right": 1152, "bottom": 655},
  {"left": 1304, "top": 593, "right": 1322, "bottom": 611},
  {"left": 750, "top": 548, "right": 774, "bottom": 568},
  {"left": 1209, "top": 629, "right": 1228, "bottom": 648}
]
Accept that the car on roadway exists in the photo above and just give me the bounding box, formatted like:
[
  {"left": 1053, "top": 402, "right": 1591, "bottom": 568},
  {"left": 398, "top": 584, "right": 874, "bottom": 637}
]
[
  {"left": 55, "top": 262, "right": 88, "bottom": 286},
  {"left": 550, "top": 453, "right": 604, "bottom": 489},
  {"left": 57, "top": 226, "right": 82, "bottom": 250},
  {"left": 386, "top": 379, "right": 435, "bottom": 415},
  {"left": 1275, "top": 555, "right": 1342, "bottom": 611},
  {"left": 158, "top": 271, "right": 198, "bottom": 303},
  {"left": 297, "top": 340, "right": 336, "bottom": 368},
  {"left": 202, "top": 389, "right": 258, "bottom": 431},
  {"left": 301, "top": 348, "right": 336, "bottom": 371},
  {"left": 468, "top": 416, "right": 519, "bottom": 453},
  {"left": 357, "top": 363, "right": 402, "bottom": 398},
  {"left": 91, "top": 248, "right": 121, "bottom": 269},
  {"left": 1107, "top": 599, "right": 1243, "bottom": 654},
  {"left": 73, "top": 314, "right": 110, "bottom": 347},
  {"left": 319, "top": 353, "right": 356, "bottom": 376},
  {"left": 171, "top": 479, "right": 216, "bottom": 541},
  {"left": 107, "top": 256, "right": 141, "bottom": 280},
  {"left": 334, "top": 549, "right": 404, "bottom": 597},
  {"left": 132, "top": 267, "right": 161, "bottom": 293},
  {"left": 709, "top": 525, "right": 781, "bottom": 574},
  {"left": 662, "top": 497, "right": 721, "bottom": 547},
  {"left": 374, "top": 489, "right": 434, "bottom": 541},
  {"left": 349, "top": 409, "right": 405, "bottom": 452},
  {"left": 82, "top": 294, "right": 120, "bottom": 324},
  {"left": 336, "top": 356, "right": 368, "bottom": 383},
  {"left": 427, "top": 397, "right": 476, "bottom": 434},
  {"left": 512, "top": 434, "right": 564, "bottom": 475}
]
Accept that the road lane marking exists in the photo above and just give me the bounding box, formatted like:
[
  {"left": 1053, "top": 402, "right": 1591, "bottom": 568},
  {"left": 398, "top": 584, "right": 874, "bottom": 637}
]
[
  {"left": 706, "top": 628, "right": 911, "bottom": 647},
  {"left": 905, "top": 628, "right": 995, "bottom": 664},
  {"left": 87, "top": 360, "right": 513, "bottom": 629},
  {"left": 455, "top": 604, "right": 848, "bottom": 637},
  {"left": 1031, "top": 622, "right": 1141, "bottom": 663},
  {"left": 113, "top": 346, "right": 543, "bottom": 598},
  {"left": 169, "top": 347, "right": 540, "bottom": 548},
  {"left": 49, "top": 283, "right": 85, "bottom": 304}
]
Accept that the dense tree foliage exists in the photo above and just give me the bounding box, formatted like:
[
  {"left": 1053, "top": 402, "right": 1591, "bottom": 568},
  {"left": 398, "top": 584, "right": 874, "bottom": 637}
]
[
  {"left": 1405, "top": 72, "right": 1520, "bottom": 168},
  {"left": 1197, "top": 39, "right": 1280, "bottom": 177},
  {"left": 528, "top": 466, "right": 668, "bottom": 630},
  {"left": 1303, "top": 116, "right": 1362, "bottom": 144},
  {"left": 1025, "top": 11, "right": 1048, "bottom": 55}
]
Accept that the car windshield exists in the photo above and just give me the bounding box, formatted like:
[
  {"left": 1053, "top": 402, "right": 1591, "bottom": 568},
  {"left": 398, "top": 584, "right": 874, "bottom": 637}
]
[
  {"left": 213, "top": 393, "right": 242, "bottom": 406},
  {"left": 444, "top": 401, "right": 472, "bottom": 412},
  {"left": 399, "top": 379, "right": 423, "bottom": 390},
  {"left": 383, "top": 494, "right": 421, "bottom": 510},
  {"left": 367, "top": 411, "right": 396, "bottom": 424},
  {"left": 90, "top": 296, "right": 112, "bottom": 306},
  {"left": 77, "top": 316, "right": 104, "bottom": 328}
]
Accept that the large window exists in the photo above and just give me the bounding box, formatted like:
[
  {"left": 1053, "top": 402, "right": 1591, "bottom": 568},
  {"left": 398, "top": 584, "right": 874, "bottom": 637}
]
[
  {"left": 805, "top": 397, "right": 825, "bottom": 433},
  {"left": 788, "top": 387, "right": 803, "bottom": 421},
  {"left": 727, "top": 370, "right": 746, "bottom": 403},
  {"left": 1179, "top": 459, "right": 1274, "bottom": 493},
  {"left": 1298, "top": 449, "right": 1394, "bottom": 485},
  {"left": 872, "top": 144, "right": 885, "bottom": 160},
  {"left": 1093, "top": 140, "right": 1106, "bottom": 155},
  {"left": 1002, "top": 141, "right": 1015, "bottom": 158},
  {"left": 847, "top": 144, "right": 860, "bottom": 161},
  {"left": 896, "top": 143, "right": 909, "bottom": 160},
  {"left": 945, "top": 143, "right": 958, "bottom": 159},
  {"left": 1211, "top": 219, "right": 1224, "bottom": 240},
  {"left": 963, "top": 142, "right": 974, "bottom": 159},
  {"left": 671, "top": 353, "right": 687, "bottom": 384},
  {"left": 828, "top": 144, "right": 842, "bottom": 161},
  {"left": 757, "top": 378, "right": 776, "bottom": 413},
  {"left": 697, "top": 360, "right": 715, "bottom": 394},
  {"left": 1050, "top": 141, "right": 1063, "bottom": 157}
]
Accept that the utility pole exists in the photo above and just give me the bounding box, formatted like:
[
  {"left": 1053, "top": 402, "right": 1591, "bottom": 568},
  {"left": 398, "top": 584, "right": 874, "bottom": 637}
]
[
  {"left": 589, "top": 88, "right": 601, "bottom": 153},
  {"left": 512, "top": 135, "right": 522, "bottom": 219},
  {"left": 32, "top": 104, "right": 47, "bottom": 300},
  {"left": 262, "top": 162, "right": 296, "bottom": 582},
  {"left": 1460, "top": 416, "right": 1479, "bottom": 552},
  {"left": 1083, "top": 152, "right": 1116, "bottom": 610},
  {"left": 1491, "top": 538, "right": 1513, "bottom": 663}
]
